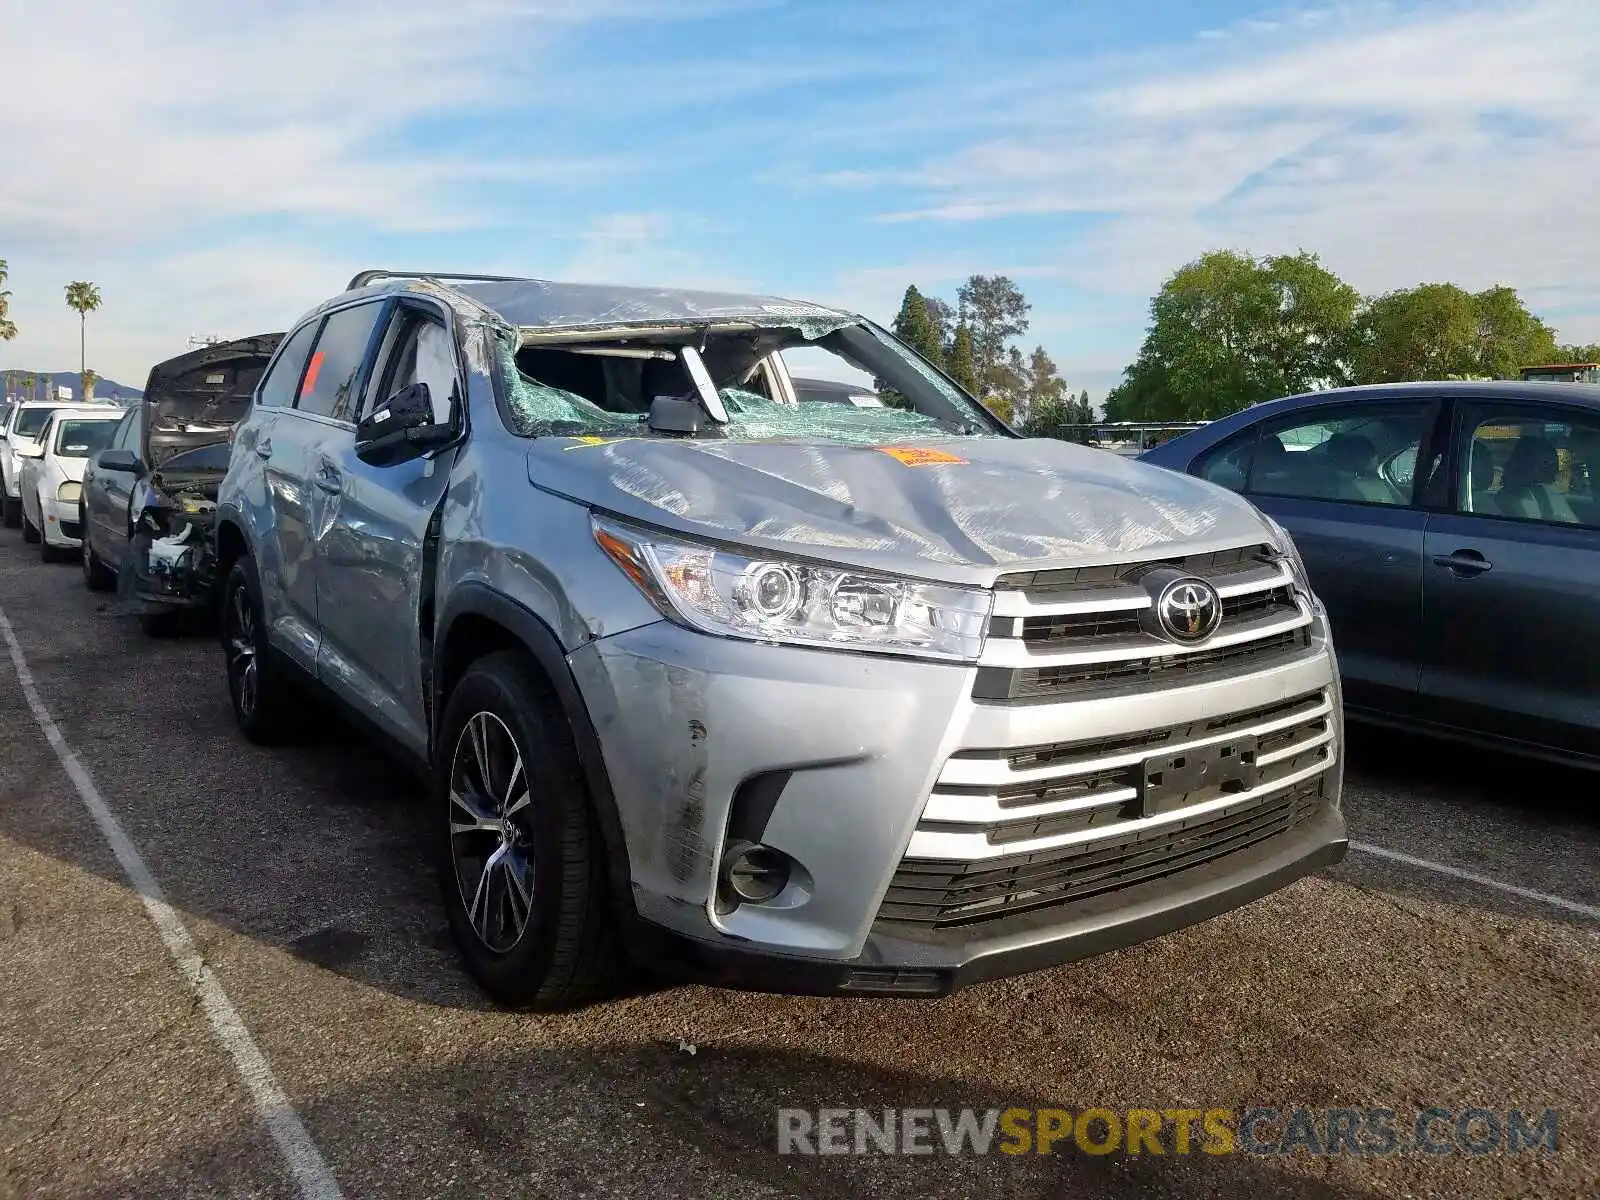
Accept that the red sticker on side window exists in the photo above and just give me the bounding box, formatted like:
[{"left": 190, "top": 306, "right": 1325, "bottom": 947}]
[{"left": 300, "top": 350, "right": 325, "bottom": 397}]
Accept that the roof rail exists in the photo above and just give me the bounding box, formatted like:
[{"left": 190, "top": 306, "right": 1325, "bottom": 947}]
[{"left": 345, "top": 269, "right": 528, "bottom": 291}]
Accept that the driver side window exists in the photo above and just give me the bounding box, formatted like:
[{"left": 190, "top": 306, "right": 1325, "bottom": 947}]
[
  {"left": 1199, "top": 403, "right": 1431, "bottom": 507},
  {"left": 367, "top": 311, "right": 459, "bottom": 426}
]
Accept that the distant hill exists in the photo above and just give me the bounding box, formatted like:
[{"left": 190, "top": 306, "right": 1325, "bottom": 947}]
[{"left": 1, "top": 369, "right": 143, "bottom": 403}]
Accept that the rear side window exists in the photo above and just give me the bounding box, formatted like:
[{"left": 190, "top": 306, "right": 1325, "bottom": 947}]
[
  {"left": 1458, "top": 404, "right": 1600, "bottom": 529},
  {"left": 256, "top": 323, "right": 320, "bottom": 409},
  {"left": 297, "top": 303, "right": 384, "bottom": 422},
  {"left": 12, "top": 407, "right": 59, "bottom": 438}
]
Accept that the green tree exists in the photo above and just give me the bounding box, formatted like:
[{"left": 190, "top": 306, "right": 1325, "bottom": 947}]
[
  {"left": 891, "top": 285, "right": 944, "bottom": 367},
  {"left": 0, "top": 259, "right": 16, "bottom": 343},
  {"left": 1122, "top": 249, "right": 1359, "bottom": 420},
  {"left": 64, "top": 281, "right": 103, "bottom": 375},
  {"left": 1348, "top": 283, "right": 1557, "bottom": 383},
  {"left": 956, "top": 274, "right": 1031, "bottom": 402},
  {"left": 923, "top": 295, "right": 955, "bottom": 355},
  {"left": 1023, "top": 345, "right": 1068, "bottom": 416},
  {"left": 947, "top": 322, "right": 980, "bottom": 396},
  {"left": 1075, "top": 388, "right": 1094, "bottom": 423},
  {"left": 1556, "top": 342, "right": 1600, "bottom": 363}
]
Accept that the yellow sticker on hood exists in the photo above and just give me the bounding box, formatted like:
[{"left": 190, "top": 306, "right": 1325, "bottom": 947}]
[{"left": 878, "top": 446, "right": 967, "bottom": 466}]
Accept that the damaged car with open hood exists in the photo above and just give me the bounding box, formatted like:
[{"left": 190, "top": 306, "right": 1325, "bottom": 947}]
[
  {"left": 81, "top": 334, "right": 283, "bottom": 633},
  {"left": 211, "top": 270, "right": 1348, "bottom": 1009}
]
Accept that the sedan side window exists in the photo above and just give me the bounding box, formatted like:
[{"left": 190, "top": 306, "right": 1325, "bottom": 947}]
[
  {"left": 1458, "top": 406, "right": 1600, "bottom": 530},
  {"left": 1240, "top": 404, "right": 1432, "bottom": 507},
  {"left": 296, "top": 303, "right": 385, "bottom": 423}
]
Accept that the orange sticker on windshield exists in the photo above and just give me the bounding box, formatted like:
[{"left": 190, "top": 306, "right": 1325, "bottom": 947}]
[
  {"left": 299, "top": 351, "right": 325, "bottom": 397},
  {"left": 879, "top": 446, "right": 966, "bottom": 466}
]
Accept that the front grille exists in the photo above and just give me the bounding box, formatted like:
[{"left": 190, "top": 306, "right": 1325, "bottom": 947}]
[
  {"left": 1014, "top": 584, "right": 1297, "bottom": 648},
  {"left": 880, "top": 779, "right": 1325, "bottom": 928},
  {"left": 993, "top": 543, "right": 1273, "bottom": 595},
  {"left": 60, "top": 519, "right": 82, "bottom": 540},
  {"left": 975, "top": 628, "right": 1310, "bottom": 702}
]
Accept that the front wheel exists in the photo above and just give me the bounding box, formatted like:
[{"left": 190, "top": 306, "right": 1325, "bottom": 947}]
[
  {"left": 436, "top": 650, "right": 626, "bottom": 1010},
  {"left": 20, "top": 507, "right": 39, "bottom": 543},
  {"left": 81, "top": 506, "right": 116, "bottom": 591},
  {"left": 220, "top": 554, "right": 298, "bottom": 743},
  {"left": 1, "top": 495, "right": 18, "bottom": 529}
]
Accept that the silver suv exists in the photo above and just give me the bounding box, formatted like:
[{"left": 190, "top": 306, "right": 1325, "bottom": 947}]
[{"left": 214, "top": 270, "right": 1347, "bottom": 1009}]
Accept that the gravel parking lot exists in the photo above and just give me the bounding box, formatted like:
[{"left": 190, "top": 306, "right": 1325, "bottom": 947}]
[{"left": 0, "top": 534, "right": 1596, "bottom": 1200}]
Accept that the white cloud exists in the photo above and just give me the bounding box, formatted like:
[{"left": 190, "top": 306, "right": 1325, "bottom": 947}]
[{"left": 848, "top": 0, "right": 1600, "bottom": 347}]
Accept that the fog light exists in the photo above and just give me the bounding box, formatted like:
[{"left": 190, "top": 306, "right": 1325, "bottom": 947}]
[{"left": 719, "top": 840, "right": 791, "bottom": 904}]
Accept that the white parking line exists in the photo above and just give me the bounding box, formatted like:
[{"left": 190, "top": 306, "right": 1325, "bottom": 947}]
[
  {"left": 1350, "top": 840, "right": 1600, "bottom": 921},
  {"left": 0, "top": 605, "right": 343, "bottom": 1200}
]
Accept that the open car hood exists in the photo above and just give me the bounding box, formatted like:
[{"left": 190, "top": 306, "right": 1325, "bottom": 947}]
[
  {"left": 526, "top": 433, "right": 1275, "bottom": 586},
  {"left": 142, "top": 333, "right": 284, "bottom": 469}
]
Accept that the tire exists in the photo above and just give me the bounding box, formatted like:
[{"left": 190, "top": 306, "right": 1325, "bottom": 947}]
[
  {"left": 220, "top": 553, "right": 298, "bottom": 743},
  {"left": 81, "top": 506, "right": 115, "bottom": 591},
  {"left": 20, "top": 508, "right": 39, "bottom": 544},
  {"left": 436, "top": 650, "right": 626, "bottom": 1010},
  {"left": 1, "top": 495, "right": 17, "bottom": 529}
]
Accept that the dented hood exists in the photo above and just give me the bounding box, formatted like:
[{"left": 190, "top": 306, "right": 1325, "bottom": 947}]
[{"left": 526, "top": 434, "right": 1276, "bottom": 586}]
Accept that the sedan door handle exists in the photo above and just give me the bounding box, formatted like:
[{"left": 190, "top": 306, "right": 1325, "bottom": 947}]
[
  {"left": 314, "top": 463, "right": 343, "bottom": 495},
  {"left": 255, "top": 438, "right": 273, "bottom": 459},
  {"left": 1432, "top": 549, "right": 1492, "bottom": 575}
]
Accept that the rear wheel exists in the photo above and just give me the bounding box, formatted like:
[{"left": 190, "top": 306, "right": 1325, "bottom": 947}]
[
  {"left": 220, "top": 554, "right": 298, "bottom": 743},
  {"left": 437, "top": 650, "right": 626, "bottom": 1010},
  {"left": 81, "top": 504, "right": 116, "bottom": 591}
]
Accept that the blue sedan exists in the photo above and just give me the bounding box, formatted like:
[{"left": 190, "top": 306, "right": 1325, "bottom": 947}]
[{"left": 1139, "top": 380, "right": 1600, "bottom": 771}]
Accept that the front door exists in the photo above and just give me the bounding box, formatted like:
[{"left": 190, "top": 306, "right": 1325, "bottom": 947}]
[
  {"left": 313, "top": 302, "right": 459, "bottom": 757},
  {"left": 1198, "top": 398, "right": 1441, "bottom": 713},
  {"left": 85, "top": 406, "right": 140, "bottom": 564},
  {"left": 1419, "top": 399, "right": 1600, "bottom": 760}
]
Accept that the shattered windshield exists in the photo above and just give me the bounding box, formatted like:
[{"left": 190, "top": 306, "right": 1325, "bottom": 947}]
[{"left": 495, "top": 320, "right": 1004, "bottom": 445}]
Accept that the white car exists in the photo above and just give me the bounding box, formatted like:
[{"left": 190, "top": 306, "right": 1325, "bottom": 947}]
[
  {"left": 1, "top": 401, "right": 73, "bottom": 528},
  {"left": 17, "top": 407, "right": 123, "bottom": 560}
]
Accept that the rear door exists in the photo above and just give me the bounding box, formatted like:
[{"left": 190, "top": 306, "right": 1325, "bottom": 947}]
[
  {"left": 1418, "top": 399, "right": 1600, "bottom": 760},
  {"left": 232, "top": 321, "right": 320, "bottom": 670},
  {"left": 267, "top": 301, "right": 389, "bottom": 671},
  {"left": 1194, "top": 397, "right": 1444, "bottom": 713}
]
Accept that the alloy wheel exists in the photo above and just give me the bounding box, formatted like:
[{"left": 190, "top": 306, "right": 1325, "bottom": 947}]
[
  {"left": 226, "top": 583, "right": 258, "bottom": 719},
  {"left": 449, "top": 711, "right": 535, "bottom": 953}
]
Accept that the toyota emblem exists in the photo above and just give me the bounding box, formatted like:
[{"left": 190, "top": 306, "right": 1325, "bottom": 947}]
[{"left": 1155, "top": 577, "right": 1223, "bottom": 643}]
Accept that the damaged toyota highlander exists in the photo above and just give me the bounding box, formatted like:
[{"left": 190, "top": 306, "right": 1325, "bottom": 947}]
[{"left": 212, "top": 270, "right": 1347, "bottom": 1009}]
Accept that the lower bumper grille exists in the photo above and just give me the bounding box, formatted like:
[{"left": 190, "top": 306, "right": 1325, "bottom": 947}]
[
  {"left": 880, "top": 779, "right": 1325, "bottom": 929},
  {"left": 60, "top": 519, "right": 81, "bottom": 540}
]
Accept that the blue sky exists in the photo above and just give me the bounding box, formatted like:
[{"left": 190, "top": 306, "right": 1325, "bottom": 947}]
[{"left": 3, "top": 0, "right": 1598, "bottom": 400}]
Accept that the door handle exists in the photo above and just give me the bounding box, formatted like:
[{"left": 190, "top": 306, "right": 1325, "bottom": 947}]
[
  {"left": 255, "top": 438, "right": 273, "bottom": 459},
  {"left": 1432, "top": 549, "right": 1492, "bottom": 575},
  {"left": 314, "top": 462, "right": 343, "bottom": 495}
]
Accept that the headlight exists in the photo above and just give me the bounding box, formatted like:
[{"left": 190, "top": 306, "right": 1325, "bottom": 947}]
[
  {"left": 592, "top": 515, "right": 992, "bottom": 661},
  {"left": 1259, "top": 513, "right": 1315, "bottom": 599},
  {"left": 57, "top": 481, "right": 82, "bottom": 504}
]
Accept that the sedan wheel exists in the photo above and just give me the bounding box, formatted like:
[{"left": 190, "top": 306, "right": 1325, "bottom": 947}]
[{"left": 449, "top": 712, "right": 537, "bottom": 954}]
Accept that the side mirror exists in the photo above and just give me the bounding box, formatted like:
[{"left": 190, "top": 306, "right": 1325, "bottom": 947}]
[
  {"left": 96, "top": 449, "right": 143, "bottom": 474},
  {"left": 355, "top": 382, "right": 454, "bottom": 467},
  {"left": 17, "top": 444, "right": 44, "bottom": 460}
]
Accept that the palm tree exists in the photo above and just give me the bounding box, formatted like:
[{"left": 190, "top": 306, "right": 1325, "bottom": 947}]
[
  {"left": 81, "top": 367, "right": 100, "bottom": 401},
  {"left": 0, "top": 259, "right": 17, "bottom": 342},
  {"left": 64, "top": 281, "right": 102, "bottom": 376}
]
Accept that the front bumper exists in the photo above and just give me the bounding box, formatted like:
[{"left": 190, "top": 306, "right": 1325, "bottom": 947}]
[
  {"left": 572, "top": 605, "right": 1346, "bottom": 994},
  {"left": 634, "top": 808, "right": 1346, "bottom": 996},
  {"left": 41, "top": 497, "right": 82, "bottom": 545}
]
